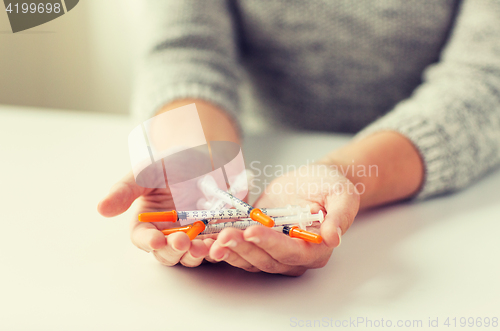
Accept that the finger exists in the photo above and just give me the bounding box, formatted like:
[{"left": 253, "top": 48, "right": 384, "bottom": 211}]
[
  {"left": 203, "top": 238, "right": 218, "bottom": 263},
  {"left": 322, "top": 180, "right": 360, "bottom": 248},
  {"left": 98, "top": 172, "right": 148, "bottom": 217},
  {"left": 152, "top": 231, "right": 191, "bottom": 266},
  {"left": 130, "top": 220, "right": 166, "bottom": 252},
  {"left": 202, "top": 237, "right": 216, "bottom": 252},
  {"left": 281, "top": 267, "right": 308, "bottom": 277},
  {"left": 215, "top": 228, "right": 291, "bottom": 274},
  {"left": 209, "top": 240, "right": 260, "bottom": 272},
  {"left": 243, "top": 225, "right": 329, "bottom": 267},
  {"left": 180, "top": 240, "right": 209, "bottom": 267}
]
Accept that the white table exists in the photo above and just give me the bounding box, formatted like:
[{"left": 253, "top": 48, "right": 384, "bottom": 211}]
[{"left": 1, "top": 105, "right": 499, "bottom": 331}]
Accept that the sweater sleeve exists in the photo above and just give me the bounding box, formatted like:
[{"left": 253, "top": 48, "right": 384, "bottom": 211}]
[
  {"left": 356, "top": 0, "right": 500, "bottom": 199},
  {"left": 131, "top": 0, "right": 242, "bottom": 122}
]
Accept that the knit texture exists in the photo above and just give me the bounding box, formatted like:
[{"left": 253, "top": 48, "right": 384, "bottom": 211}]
[{"left": 132, "top": 0, "right": 500, "bottom": 199}]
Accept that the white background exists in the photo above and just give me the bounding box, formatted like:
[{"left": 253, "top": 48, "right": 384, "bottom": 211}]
[{"left": 0, "top": 0, "right": 141, "bottom": 114}]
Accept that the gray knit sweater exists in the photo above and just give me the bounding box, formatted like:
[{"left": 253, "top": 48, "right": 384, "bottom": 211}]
[{"left": 132, "top": 0, "right": 500, "bottom": 199}]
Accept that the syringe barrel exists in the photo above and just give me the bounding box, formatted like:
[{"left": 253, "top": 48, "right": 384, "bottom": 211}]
[
  {"left": 261, "top": 205, "right": 310, "bottom": 217},
  {"left": 178, "top": 209, "right": 247, "bottom": 221},
  {"left": 178, "top": 208, "right": 322, "bottom": 222},
  {"left": 274, "top": 210, "right": 324, "bottom": 224},
  {"left": 199, "top": 175, "right": 253, "bottom": 213},
  {"left": 199, "top": 219, "right": 307, "bottom": 235},
  {"left": 201, "top": 220, "right": 259, "bottom": 234},
  {"left": 274, "top": 218, "right": 313, "bottom": 227},
  {"left": 214, "top": 188, "right": 253, "bottom": 213}
]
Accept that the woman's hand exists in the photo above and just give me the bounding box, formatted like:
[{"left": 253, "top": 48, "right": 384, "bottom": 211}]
[
  {"left": 208, "top": 164, "right": 360, "bottom": 276},
  {"left": 98, "top": 172, "right": 214, "bottom": 267},
  {"left": 98, "top": 99, "right": 241, "bottom": 267}
]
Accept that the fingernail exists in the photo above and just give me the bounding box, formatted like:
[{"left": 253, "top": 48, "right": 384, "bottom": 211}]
[
  {"left": 245, "top": 236, "right": 260, "bottom": 244},
  {"left": 221, "top": 240, "right": 237, "bottom": 248},
  {"left": 336, "top": 227, "right": 342, "bottom": 248},
  {"left": 215, "top": 252, "right": 230, "bottom": 262},
  {"left": 171, "top": 244, "right": 183, "bottom": 252}
]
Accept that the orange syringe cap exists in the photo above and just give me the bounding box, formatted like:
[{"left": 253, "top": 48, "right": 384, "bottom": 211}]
[
  {"left": 162, "top": 225, "right": 192, "bottom": 236},
  {"left": 138, "top": 210, "right": 178, "bottom": 223},
  {"left": 287, "top": 226, "right": 323, "bottom": 244},
  {"left": 185, "top": 220, "right": 207, "bottom": 240},
  {"left": 249, "top": 208, "right": 275, "bottom": 227}
]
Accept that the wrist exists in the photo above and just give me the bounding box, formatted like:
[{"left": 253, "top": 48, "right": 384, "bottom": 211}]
[
  {"left": 318, "top": 131, "right": 424, "bottom": 209},
  {"left": 316, "top": 154, "right": 380, "bottom": 209}
]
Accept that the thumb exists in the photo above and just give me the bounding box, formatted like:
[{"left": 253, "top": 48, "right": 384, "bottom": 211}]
[
  {"left": 98, "top": 172, "right": 148, "bottom": 217},
  {"left": 321, "top": 180, "right": 360, "bottom": 248}
]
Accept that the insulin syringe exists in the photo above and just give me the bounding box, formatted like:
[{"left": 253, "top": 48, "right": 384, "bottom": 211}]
[
  {"left": 160, "top": 211, "right": 324, "bottom": 243},
  {"left": 203, "top": 222, "right": 323, "bottom": 244},
  {"left": 198, "top": 175, "right": 275, "bottom": 227},
  {"left": 138, "top": 205, "right": 311, "bottom": 223},
  {"left": 201, "top": 210, "right": 324, "bottom": 234}
]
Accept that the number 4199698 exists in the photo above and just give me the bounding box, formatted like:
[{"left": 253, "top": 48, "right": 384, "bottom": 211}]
[
  {"left": 444, "top": 317, "right": 498, "bottom": 328},
  {"left": 6, "top": 2, "right": 61, "bottom": 14}
]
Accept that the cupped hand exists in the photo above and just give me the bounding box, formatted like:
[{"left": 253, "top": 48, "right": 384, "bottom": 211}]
[
  {"left": 98, "top": 171, "right": 215, "bottom": 267},
  {"left": 208, "top": 164, "right": 360, "bottom": 276}
]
